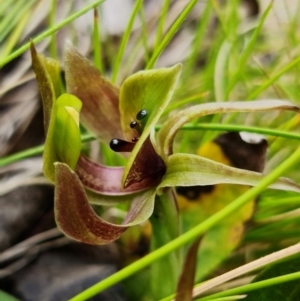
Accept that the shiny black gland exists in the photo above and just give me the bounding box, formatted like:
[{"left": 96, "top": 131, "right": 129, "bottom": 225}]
[
  {"left": 130, "top": 121, "right": 138, "bottom": 128},
  {"left": 130, "top": 120, "right": 143, "bottom": 135},
  {"left": 109, "top": 138, "right": 135, "bottom": 152},
  {"left": 109, "top": 109, "right": 147, "bottom": 152},
  {"left": 136, "top": 109, "right": 147, "bottom": 120}
]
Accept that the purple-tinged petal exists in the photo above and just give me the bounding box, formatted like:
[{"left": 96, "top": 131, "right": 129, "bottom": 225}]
[
  {"left": 76, "top": 154, "right": 155, "bottom": 195},
  {"left": 55, "top": 162, "right": 156, "bottom": 245},
  {"left": 64, "top": 42, "right": 124, "bottom": 143}
]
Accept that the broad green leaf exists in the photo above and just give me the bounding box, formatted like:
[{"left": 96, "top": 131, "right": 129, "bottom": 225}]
[
  {"left": 30, "top": 42, "right": 60, "bottom": 131},
  {"left": 64, "top": 42, "right": 124, "bottom": 143},
  {"left": 120, "top": 64, "right": 182, "bottom": 188},
  {"left": 54, "top": 162, "right": 156, "bottom": 244},
  {"left": 159, "top": 153, "right": 300, "bottom": 193},
  {"left": 157, "top": 100, "right": 300, "bottom": 159},
  {"left": 244, "top": 257, "right": 300, "bottom": 301},
  {"left": 53, "top": 94, "right": 82, "bottom": 170}
]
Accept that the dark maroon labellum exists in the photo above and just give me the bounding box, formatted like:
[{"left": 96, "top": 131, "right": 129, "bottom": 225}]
[
  {"left": 136, "top": 109, "right": 147, "bottom": 120},
  {"left": 124, "top": 136, "right": 167, "bottom": 189},
  {"left": 132, "top": 137, "right": 139, "bottom": 142},
  {"left": 110, "top": 139, "right": 135, "bottom": 152}
]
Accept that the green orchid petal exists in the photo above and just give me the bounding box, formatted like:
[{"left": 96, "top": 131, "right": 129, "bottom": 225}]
[
  {"left": 53, "top": 93, "right": 82, "bottom": 170},
  {"left": 43, "top": 93, "right": 82, "bottom": 181},
  {"left": 64, "top": 42, "right": 124, "bottom": 142},
  {"left": 30, "top": 42, "right": 60, "bottom": 132},
  {"left": 120, "top": 64, "right": 182, "bottom": 188},
  {"left": 54, "top": 162, "right": 156, "bottom": 245},
  {"left": 157, "top": 100, "right": 300, "bottom": 159},
  {"left": 159, "top": 153, "right": 300, "bottom": 193}
]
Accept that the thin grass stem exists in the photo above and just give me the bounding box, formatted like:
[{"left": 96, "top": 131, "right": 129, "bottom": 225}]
[
  {"left": 146, "top": 0, "right": 198, "bottom": 69},
  {"left": 0, "top": 0, "right": 104, "bottom": 67},
  {"left": 111, "top": 0, "right": 142, "bottom": 83}
]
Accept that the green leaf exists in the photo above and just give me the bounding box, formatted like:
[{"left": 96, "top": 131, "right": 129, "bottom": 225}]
[
  {"left": 54, "top": 162, "right": 156, "bottom": 244},
  {"left": 157, "top": 100, "right": 300, "bottom": 159},
  {"left": 244, "top": 257, "right": 300, "bottom": 301},
  {"left": 64, "top": 42, "right": 124, "bottom": 143},
  {"left": 159, "top": 153, "right": 300, "bottom": 193},
  {"left": 120, "top": 63, "right": 182, "bottom": 188}
]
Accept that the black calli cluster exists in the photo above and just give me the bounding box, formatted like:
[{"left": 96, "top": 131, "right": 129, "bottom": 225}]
[{"left": 110, "top": 109, "right": 147, "bottom": 152}]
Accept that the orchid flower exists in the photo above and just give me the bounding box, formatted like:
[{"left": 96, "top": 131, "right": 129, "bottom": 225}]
[{"left": 31, "top": 42, "right": 300, "bottom": 246}]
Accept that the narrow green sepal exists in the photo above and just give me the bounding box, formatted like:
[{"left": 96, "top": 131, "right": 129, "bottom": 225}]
[{"left": 30, "top": 42, "right": 60, "bottom": 131}]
